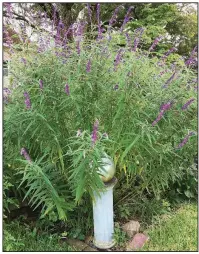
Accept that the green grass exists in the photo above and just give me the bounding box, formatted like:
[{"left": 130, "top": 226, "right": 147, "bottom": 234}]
[
  {"left": 3, "top": 203, "right": 198, "bottom": 251},
  {"left": 142, "top": 203, "right": 198, "bottom": 251},
  {"left": 3, "top": 221, "right": 74, "bottom": 251}
]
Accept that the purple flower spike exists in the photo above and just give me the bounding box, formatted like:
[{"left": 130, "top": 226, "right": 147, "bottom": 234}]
[
  {"left": 125, "top": 32, "right": 132, "bottom": 50},
  {"left": 24, "top": 92, "right": 31, "bottom": 109},
  {"left": 149, "top": 36, "right": 163, "bottom": 52},
  {"left": 161, "top": 47, "right": 177, "bottom": 61},
  {"left": 162, "top": 72, "right": 177, "bottom": 88},
  {"left": 176, "top": 132, "right": 195, "bottom": 149},
  {"left": 87, "top": 4, "right": 92, "bottom": 23},
  {"left": 39, "top": 79, "right": 43, "bottom": 90},
  {"left": 182, "top": 98, "right": 195, "bottom": 110},
  {"left": 21, "top": 58, "right": 26, "bottom": 65},
  {"left": 120, "top": 6, "right": 134, "bottom": 32},
  {"left": 65, "top": 84, "right": 70, "bottom": 95},
  {"left": 86, "top": 59, "right": 91, "bottom": 73},
  {"left": 185, "top": 46, "right": 198, "bottom": 66},
  {"left": 114, "top": 48, "right": 124, "bottom": 71},
  {"left": 152, "top": 102, "right": 172, "bottom": 126},
  {"left": 91, "top": 119, "right": 99, "bottom": 146},
  {"left": 20, "top": 148, "right": 31, "bottom": 162},
  {"left": 76, "top": 41, "right": 81, "bottom": 55}
]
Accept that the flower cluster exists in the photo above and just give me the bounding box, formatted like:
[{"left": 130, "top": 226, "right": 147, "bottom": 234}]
[
  {"left": 20, "top": 147, "right": 32, "bottom": 162},
  {"left": 152, "top": 102, "right": 172, "bottom": 126},
  {"left": 39, "top": 79, "right": 43, "bottom": 90},
  {"left": 176, "top": 132, "right": 195, "bottom": 149},
  {"left": 182, "top": 98, "right": 195, "bottom": 110},
  {"left": 132, "top": 28, "right": 144, "bottom": 52},
  {"left": 87, "top": 4, "right": 92, "bottom": 23},
  {"left": 114, "top": 48, "right": 124, "bottom": 71},
  {"left": 162, "top": 72, "right": 177, "bottom": 89},
  {"left": 86, "top": 59, "right": 91, "bottom": 73},
  {"left": 91, "top": 119, "right": 99, "bottom": 146},
  {"left": 160, "top": 47, "right": 177, "bottom": 62},
  {"left": 149, "top": 36, "right": 163, "bottom": 52},
  {"left": 185, "top": 46, "right": 198, "bottom": 66},
  {"left": 65, "top": 84, "right": 70, "bottom": 95},
  {"left": 24, "top": 92, "right": 31, "bottom": 109},
  {"left": 120, "top": 6, "right": 134, "bottom": 32}
]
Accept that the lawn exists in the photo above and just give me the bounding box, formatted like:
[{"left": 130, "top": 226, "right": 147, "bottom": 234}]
[
  {"left": 4, "top": 203, "right": 197, "bottom": 251},
  {"left": 143, "top": 203, "right": 198, "bottom": 251}
]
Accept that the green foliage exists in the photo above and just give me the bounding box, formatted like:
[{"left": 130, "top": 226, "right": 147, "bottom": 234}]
[
  {"left": 4, "top": 18, "right": 197, "bottom": 223},
  {"left": 3, "top": 221, "right": 73, "bottom": 251},
  {"left": 167, "top": 164, "right": 198, "bottom": 202},
  {"left": 114, "top": 223, "right": 129, "bottom": 248}
]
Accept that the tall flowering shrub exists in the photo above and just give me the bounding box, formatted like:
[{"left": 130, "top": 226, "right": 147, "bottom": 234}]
[{"left": 4, "top": 3, "right": 197, "bottom": 220}]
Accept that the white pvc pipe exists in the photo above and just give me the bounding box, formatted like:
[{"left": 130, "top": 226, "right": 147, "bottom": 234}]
[{"left": 93, "top": 177, "right": 117, "bottom": 249}]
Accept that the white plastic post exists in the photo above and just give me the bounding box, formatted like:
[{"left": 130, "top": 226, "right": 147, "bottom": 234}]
[{"left": 93, "top": 177, "right": 117, "bottom": 249}]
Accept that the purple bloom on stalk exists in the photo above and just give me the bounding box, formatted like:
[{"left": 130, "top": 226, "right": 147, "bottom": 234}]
[
  {"left": 176, "top": 132, "right": 195, "bottom": 149},
  {"left": 21, "top": 58, "right": 26, "bottom": 65},
  {"left": 20, "top": 148, "right": 31, "bottom": 162},
  {"left": 65, "top": 84, "right": 70, "bottom": 95},
  {"left": 114, "top": 48, "right": 124, "bottom": 71},
  {"left": 86, "top": 59, "right": 91, "bottom": 73},
  {"left": 182, "top": 98, "right": 195, "bottom": 110},
  {"left": 108, "top": 5, "right": 123, "bottom": 38},
  {"left": 120, "top": 6, "right": 134, "bottom": 32},
  {"left": 39, "top": 79, "right": 43, "bottom": 90},
  {"left": 87, "top": 4, "right": 92, "bottom": 23},
  {"left": 152, "top": 102, "right": 172, "bottom": 126},
  {"left": 125, "top": 32, "right": 132, "bottom": 50},
  {"left": 4, "top": 3, "right": 12, "bottom": 18},
  {"left": 24, "top": 92, "right": 31, "bottom": 109},
  {"left": 91, "top": 119, "right": 99, "bottom": 146},
  {"left": 162, "top": 72, "right": 177, "bottom": 88},
  {"left": 185, "top": 46, "right": 198, "bottom": 66},
  {"left": 149, "top": 36, "right": 163, "bottom": 52},
  {"left": 161, "top": 47, "right": 177, "bottom": 61}
]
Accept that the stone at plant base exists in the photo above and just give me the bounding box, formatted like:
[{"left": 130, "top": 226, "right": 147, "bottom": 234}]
[
  {"left": 66, "top": 239, "right": 88, "bottom": 251},
  {"left": 126, "top": 233, "right": 149, "bottom": 251},
  {"left": 122, "top": 220, "right": 140, "bottom": 237}
]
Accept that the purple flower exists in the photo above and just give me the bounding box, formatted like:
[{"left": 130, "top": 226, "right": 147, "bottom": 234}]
[
  {"left": 20, "top": 148, "right": 31, "bottom": 162},
  {"left": 24, "top": 92, "right": 31, "bottom": 109},
  {"left": 152, "top": 102, "right": 172, "bottom": 126},
  {"left": 4, "top": 3, "right": 12, "bottom": 18},
  {"left": 3, "top": 87, "right": 11, "bottom": 104},
  {"left": 125, "top": 32, "right": 132, "bottom": 50},
  {"left": 39, "top": 79, "right": 43, "bottom": 90},
  {"left": 91, "top": 119, "right": 99, "bottom": 146},
  {"left": 86, "top": 59, "right": 91, "bottom": 73},
  {"left": 161, "top": 47, "right": 177, "bottom": 61},
  {"left": 162, "top": 72, "right": 177, "bottom": 88},
  {"left": 120, "top": 6, "right": 134, "bottom": 32},
  {"left": 65, "top": 84, "right": 70, "bottom": 95},
  {"left": 96, "top": 4, "right": 103, "bottom": 40},
  {"left": 21, "top": 58, "right": 26, "bottom": 65},
  {"left": 149, "top": 36, "right": 163, "bottom": 52},
  {"left": 87, "top": 4, "right": 92, "bottom": 23},
  {"left": 108, "top": 5, "right": 123, "bottom": 38},
  {"left": 185, "top": 46, "right": 198, "bottom": 66},
  {"left": 114, "top": 48, "right": 124, "bottom": 71},
  {"left": 182, "top": 98, "right": 195, "bottom": 110},
  {"left": 176, "top": 132, "right": 195, "bottom": 149},
  {"left": 114, "top": 84, "right": 119, "bottom": 90}
]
